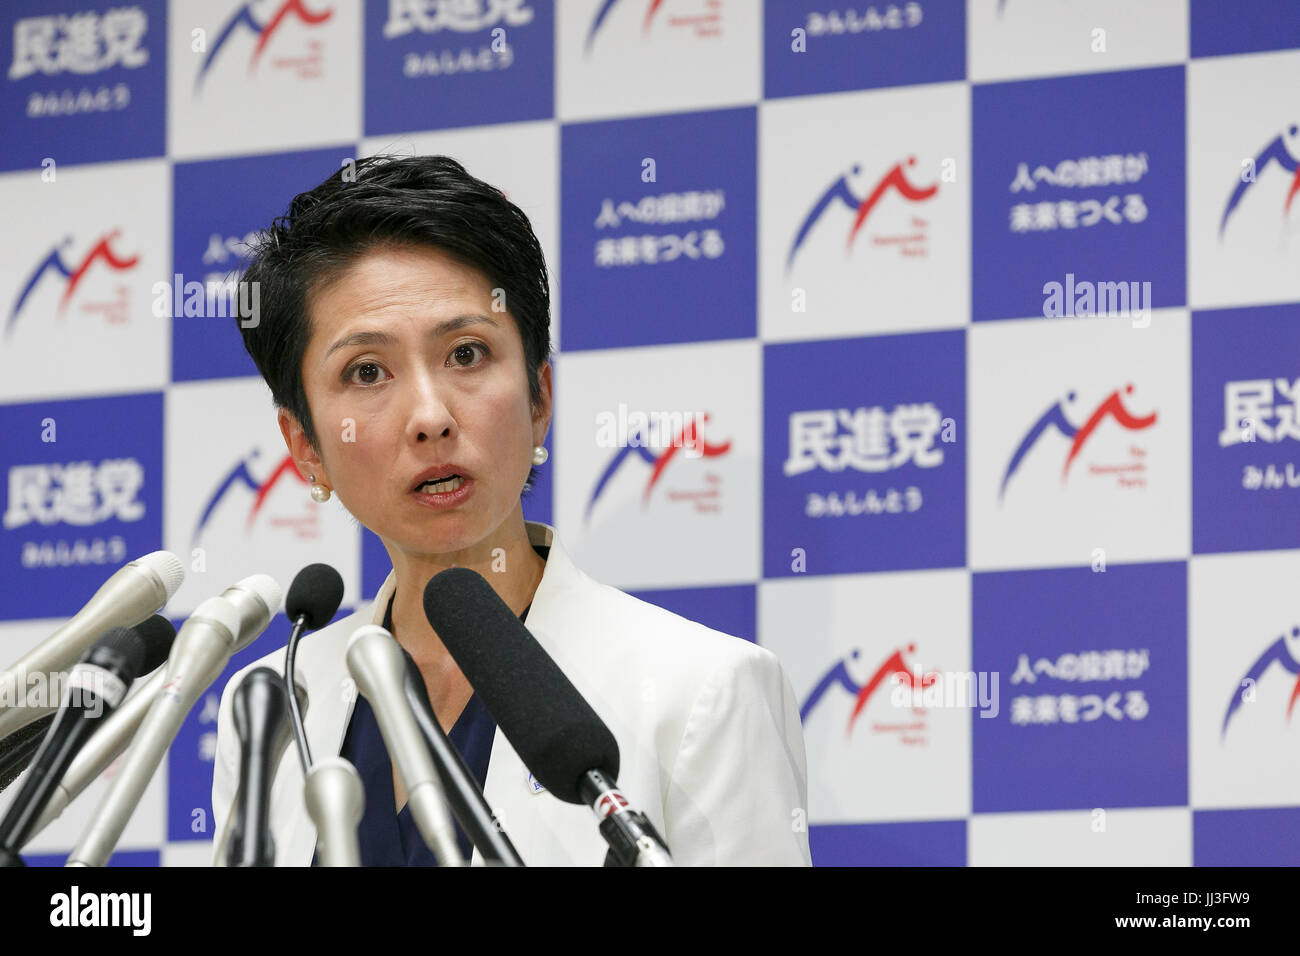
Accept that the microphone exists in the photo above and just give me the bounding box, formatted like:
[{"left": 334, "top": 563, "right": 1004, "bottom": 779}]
[
  {"left": 303, "top": 757, "right": 363, "bottom": 867},
  {"left": 0, "top": 615, "right": 175, "bottom": 794},
  {"left": 0, "top": 718, "right": 52, "bottom": 793},
  {"left": 115, "top": 615, "right": 178, "bottom": 678},
  {"left": 226, "top": 668, "right": 289, "bottom": 867},
  {"left": 68, "top": 575, "right": 282, "bottom": 867},
  {"left": 210, "top": 672, "right": 306, "bottom": 867},
  {"left": 423, "top": 569, "right": 674, "bottom": 867},
  {"left": 283, "top": 564, "right": 344, "bottom": 772},
  {"left": 29, "top": 586, "right": 271, "bottom": 840},
  {"left": 346, "top": 626, "right": 463, "bottom": 866},
  {"left": 0, "top": 627, "right": 148, "bottom": 865},
  {"left": 217, "top": 576, "right": 287, "bottom": 662},
  {"left": 0, "top": 551, "right": 183, "bottom": 740},
  {"left": 400, "top": 651, "right": 524, "bottom": 866}
]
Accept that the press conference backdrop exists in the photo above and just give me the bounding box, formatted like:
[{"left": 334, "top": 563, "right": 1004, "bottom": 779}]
[{"left": 1, "top": 0, "right": 1298, "bottom": 867}]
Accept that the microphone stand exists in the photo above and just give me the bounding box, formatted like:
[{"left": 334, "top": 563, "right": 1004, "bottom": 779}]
[
  {"left": 400, "top": 654, "right": 524, "bottom": 867},
  {"left": 283, "top": 597, "right": 363, "bottom": 867},
  {"left": 283, "top": 614, "right": 313, "bottom": 770}
]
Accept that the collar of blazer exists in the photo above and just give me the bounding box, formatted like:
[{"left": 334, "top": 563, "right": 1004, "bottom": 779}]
[{"left": 270, "top": 519, "right": 596, "bottom": 864}]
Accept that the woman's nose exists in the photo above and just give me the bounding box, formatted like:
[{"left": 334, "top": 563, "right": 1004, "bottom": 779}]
[{"left": 403, "top": 370, "right": 457, "bottom": 444}]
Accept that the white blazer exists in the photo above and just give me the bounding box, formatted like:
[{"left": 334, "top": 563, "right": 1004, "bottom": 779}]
[{"left": 210, "top": 521, "right": 811, "bottom": 866}]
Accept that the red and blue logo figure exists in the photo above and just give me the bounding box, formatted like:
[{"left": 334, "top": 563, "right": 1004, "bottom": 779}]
[
  {"left": 193, "top": 448, "right": 306, "bottom": 544},
  {"left": 196, "top": 0, "right": 333, "bottom": 91},
  {"left": 1219, "top": 124, "right": 1300, "bottom": 238},
  {"left": 800, "top": 645, "right": 936, "bottom": 739},
  {"left": 584, "top": 415, "right": 730, "bottom": 522},
  {"left": 585, "top": 0, "right": 668, "bottom": 53},
  {"left": 999, "top": 385, "right": 1157, "bottom": 501},
  {"left": 786, "top": 158, "right": 938, "bottom": 273},
  {"left": 1222, "top": 627, "right": 1300, "bottom": 739},
  {"left": 7, "top": 232, "right": 139, "bottom": 338}
]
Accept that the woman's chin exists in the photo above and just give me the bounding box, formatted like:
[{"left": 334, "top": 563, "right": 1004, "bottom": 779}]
[{"left": 386, "top": 520, "right": 493, "bottom": 561}]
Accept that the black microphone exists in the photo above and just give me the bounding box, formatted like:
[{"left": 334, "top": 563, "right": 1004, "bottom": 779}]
[
  {"left": 399, "top": 651, "right": 524, "bottom": 867},
  {"left": 0, "top": 714, "right": 53, "bottom": 762},
  {"left": 0, "top": 615, "right": 173, "bottom": 795},
  {"left": 0, "top": 627, "right": 147, "bottom": 864},
  {"left": 422, "top": 569, "right": 673, "bottom": 867},
  {"left": 282, "top": 564, "right": 344, "bottom": 772},
  {"left": 227, "top": 668, "right": 289, "bottom": 867},
  {"left": 128, "top": 615, "right": 178, "bottom": 677},
  {"left": 0, "top": 723, "right": 46, "bottom": 794}
]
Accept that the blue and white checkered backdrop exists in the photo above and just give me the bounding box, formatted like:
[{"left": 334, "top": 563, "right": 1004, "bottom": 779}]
[{"left": 2, "top": 0, "right": 1299, "bottom": 867}]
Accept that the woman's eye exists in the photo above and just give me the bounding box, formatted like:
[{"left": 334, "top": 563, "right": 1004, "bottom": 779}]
[
  {"left": 450, "top": 342, "right": 488, "bottom": 367},
  {"left": 346, "top": 361, "right": 387, "bottom": 385}
]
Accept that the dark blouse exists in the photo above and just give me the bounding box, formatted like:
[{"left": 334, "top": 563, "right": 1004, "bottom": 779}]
[{"left": 311, "top": 545, "right": 548, "bottom": 866}]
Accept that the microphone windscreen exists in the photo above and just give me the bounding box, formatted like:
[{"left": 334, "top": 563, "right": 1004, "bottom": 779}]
[
  {"left": 422, "top": 568, "right": 619, "bottom": 805},
  {"left": 132, "top": 615, "right": 176, "bottom": 674},
  {"left": 134, "top": 550, "right": 185, "bottom": 601},
  {"left": 285, "top": 564, "right": 344, "bottom": 630},
  {"left": 90, "top": 626, "right": 147, "bottom": 682}
]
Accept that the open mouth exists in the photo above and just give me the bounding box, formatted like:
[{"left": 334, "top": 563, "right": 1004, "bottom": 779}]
[{"left": 415, "top": 475, "right": 465, "bottom": 494}]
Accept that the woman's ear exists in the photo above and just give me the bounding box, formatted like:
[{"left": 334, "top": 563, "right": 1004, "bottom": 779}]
[
  {"left": 278, "top": 407, "right": 325, "bottom": 483},
  {"left": 531, "top": 361, "right": 553, "bottom": 447}
]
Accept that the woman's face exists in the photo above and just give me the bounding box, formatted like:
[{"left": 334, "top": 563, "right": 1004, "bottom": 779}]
[{"left": 281, "top": 243, "right": 551, "bottom": 559}]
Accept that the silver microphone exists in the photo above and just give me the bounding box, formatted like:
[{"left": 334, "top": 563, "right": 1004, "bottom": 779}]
[
  {"left": 215, "top": 576, "right": 284, "bottom": 661},
  {"left": 67, "top": 575, "right": 282, "bottom": 867},
  {"left": 29, "top": 575, "right": 283, "bottom": 841},
  {"left": 0, "top": 551, "right": 184, "bottom": 740},
  {"left": 303, "top": 757, "right": 364, "bottom": 867},
  {"left": 346, "top": 625, "right": 463, "bottom": 867}
]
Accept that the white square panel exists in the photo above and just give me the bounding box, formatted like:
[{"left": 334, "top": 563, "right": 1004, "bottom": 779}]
[
  {"left": 761, "top": 569, "right": 972, "bottom": 824},
  {"left": 0, "top": 160, "right": 169, "bottom": 403},
  {"left": 760, "top": 83, "right": 970, "bottom": 342},
  {"left": 556, "top": 0, "right": 759, "bottom": 122},
  {"left": 969, "top": 311, "right": 1191, "bottom": 571},
  {"left": 1190, "top": 549, "right": 1300, "bottom": 809},
  {"left": 168, "top": 0, "right": 361, "bottom": 160},
  {"left": 968, "top": 0, "right": 1188, "bottom": 83},
  {"left": 1188, "top": 50, "right": 1300, "bottom": 310},
  {"left": 553, "top": 341, "right": 760, "bottom": 589},
  {"left": 969, "top": 806, "right": 1191, "bottom": 865}
]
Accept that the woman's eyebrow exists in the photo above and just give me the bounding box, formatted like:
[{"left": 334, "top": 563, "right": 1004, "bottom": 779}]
[{"left": 323, "top": 314, "right": 499, "bottom": 361}]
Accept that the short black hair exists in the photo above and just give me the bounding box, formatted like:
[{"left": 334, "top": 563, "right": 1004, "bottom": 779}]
[{"left": 236, "top": 153, "right": 552, "bottom": 494}]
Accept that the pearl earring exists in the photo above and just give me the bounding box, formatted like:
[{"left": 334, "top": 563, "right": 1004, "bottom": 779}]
[
  {"left": 308, "top": 474, "right": 331, "bottom": 503},
  {"left": 531, "top": 445, "right": 548, "bottom": 465}
]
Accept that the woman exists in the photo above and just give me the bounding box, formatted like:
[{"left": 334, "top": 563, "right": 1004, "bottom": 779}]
[{"left": 209, "top": 154, "right": 810, "bottom": 866}]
